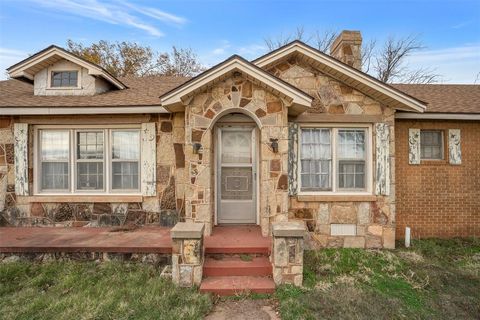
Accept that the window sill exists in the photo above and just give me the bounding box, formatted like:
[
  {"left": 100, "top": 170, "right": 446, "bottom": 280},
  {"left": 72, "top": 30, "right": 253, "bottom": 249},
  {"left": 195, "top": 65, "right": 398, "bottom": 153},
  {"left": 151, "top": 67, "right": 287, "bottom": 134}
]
[
  {"left": 24, "top": 195, "right": 143, "bottom": 203},
  {"left": 46, "top": 87, "right": 82, "bottom": 90},
  {"left": 296, "top": 195, "right": 377, "bottom": 202}
]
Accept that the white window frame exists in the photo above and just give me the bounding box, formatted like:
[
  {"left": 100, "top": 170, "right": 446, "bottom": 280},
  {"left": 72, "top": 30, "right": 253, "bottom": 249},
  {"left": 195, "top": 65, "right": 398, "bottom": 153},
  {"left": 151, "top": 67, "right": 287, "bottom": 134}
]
[
  {"left": 420, "top": 129, "right": 445, "bottom": 160},
  {"left": 33, "top": 125, "right": 141, "bottom": 196},
  {"left": 297, "top": 123, "right": 373, "bottom": 195}
]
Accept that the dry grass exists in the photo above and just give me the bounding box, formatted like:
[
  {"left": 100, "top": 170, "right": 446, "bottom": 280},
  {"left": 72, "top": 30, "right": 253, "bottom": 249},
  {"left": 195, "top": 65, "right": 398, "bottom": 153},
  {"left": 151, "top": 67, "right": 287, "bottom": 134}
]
[{"left": 277, "top": 238, "right": 480, "bottom": 320}]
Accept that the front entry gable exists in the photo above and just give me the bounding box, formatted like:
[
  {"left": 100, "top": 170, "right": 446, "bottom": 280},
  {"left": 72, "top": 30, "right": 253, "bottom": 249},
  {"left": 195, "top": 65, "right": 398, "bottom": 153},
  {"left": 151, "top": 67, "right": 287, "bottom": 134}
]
[
  {"left": 253, "top": 41, "right": 427, "bottom": 113},
  {"left": 159, "top": 55, "right": 313, "bottom": 116}
]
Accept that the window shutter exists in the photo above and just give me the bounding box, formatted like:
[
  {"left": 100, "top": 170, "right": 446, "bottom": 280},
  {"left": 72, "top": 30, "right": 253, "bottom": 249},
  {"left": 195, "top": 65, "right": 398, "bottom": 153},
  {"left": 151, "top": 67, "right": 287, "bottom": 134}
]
[
  {"left": 141, "top": 122, "right": 156, "bottom": 196},
  {"left": 408, "top": 128, "right": 421, "bottom": 165},
  {"left": 288, "top": 122, "right": 299, "bottom": 196},
  {"left": 14, "top": 123, "right": 29, "bottom": 196},
  {"left": 375, "top": 123, "right": 390, "bottom": 196},
  {"left": 448, "top": 129, "right": 461, "bottom": 165}
]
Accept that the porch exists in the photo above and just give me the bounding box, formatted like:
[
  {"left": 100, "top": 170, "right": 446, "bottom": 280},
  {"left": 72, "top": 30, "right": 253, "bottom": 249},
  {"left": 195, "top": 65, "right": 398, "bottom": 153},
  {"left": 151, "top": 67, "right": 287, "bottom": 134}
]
[
  {"left": 0, "top": 223, "right": 304, "bottom": 295},
  {"left": 0, "top": 226, "right": 270, "bottom": 255}
]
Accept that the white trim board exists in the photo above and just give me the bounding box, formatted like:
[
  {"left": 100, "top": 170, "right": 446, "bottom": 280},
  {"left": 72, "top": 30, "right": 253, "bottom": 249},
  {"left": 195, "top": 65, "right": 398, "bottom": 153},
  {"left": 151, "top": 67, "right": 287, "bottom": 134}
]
[
  {"left": 0, "top": 106, "right": 169, "bottom": 115},
  {"left": 396, "top": 112, "right": 480, "bottom": 120}
]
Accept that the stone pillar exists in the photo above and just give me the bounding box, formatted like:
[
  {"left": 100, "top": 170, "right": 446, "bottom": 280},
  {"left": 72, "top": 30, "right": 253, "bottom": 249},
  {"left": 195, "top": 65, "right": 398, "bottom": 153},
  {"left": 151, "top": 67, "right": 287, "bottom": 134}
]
[
  {"left": 170, "top": 222, "right": 205, "bottom": 287},
  {"left": 272, "top": 221, "right": 306, "bottom": 286}
]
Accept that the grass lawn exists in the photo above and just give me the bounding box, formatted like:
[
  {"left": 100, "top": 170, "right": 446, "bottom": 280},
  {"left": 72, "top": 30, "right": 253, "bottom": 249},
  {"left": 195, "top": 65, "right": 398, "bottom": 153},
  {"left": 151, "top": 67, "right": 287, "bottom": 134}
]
[
  {"left": 1, "top": 238, "right": 478, "bottom": 319},
  {"left": 277, "top": 238, "right": 480, "bottom": 320},
  {"left": 0, "top": 261, "right": 211, "bottom": 320}
]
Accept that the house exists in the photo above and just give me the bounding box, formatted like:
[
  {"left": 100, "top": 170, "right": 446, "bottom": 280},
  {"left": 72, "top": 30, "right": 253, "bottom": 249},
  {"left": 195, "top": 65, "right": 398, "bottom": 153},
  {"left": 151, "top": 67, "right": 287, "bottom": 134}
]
[{"left": 0, "top": 30, "right": 478, "bottom": 254}]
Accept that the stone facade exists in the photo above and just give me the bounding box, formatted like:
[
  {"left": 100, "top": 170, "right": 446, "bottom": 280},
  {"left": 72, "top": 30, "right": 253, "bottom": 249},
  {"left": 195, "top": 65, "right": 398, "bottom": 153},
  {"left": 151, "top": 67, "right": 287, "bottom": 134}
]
[
  {"left": 183, "top": 74, "right": 290, "bottom": 236},
  {"left": 1, "top": 56, "right": 398, "bottom": 249},
  {"left": 267, "top": 56, "right": 396, "bottom": 249}
]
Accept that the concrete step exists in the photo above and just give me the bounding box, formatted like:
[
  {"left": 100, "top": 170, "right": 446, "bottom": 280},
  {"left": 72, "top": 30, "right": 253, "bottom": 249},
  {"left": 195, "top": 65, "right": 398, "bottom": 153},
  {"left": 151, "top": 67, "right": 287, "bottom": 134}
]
[
  {"left": 199, "top": 276, "right": 275, "bottom": 296},
  {"left": 205, "top": 226, "right": 271, "bottom": 254},
  {"left": 203, "top": 256, "right": 272, "bottom": 277}
]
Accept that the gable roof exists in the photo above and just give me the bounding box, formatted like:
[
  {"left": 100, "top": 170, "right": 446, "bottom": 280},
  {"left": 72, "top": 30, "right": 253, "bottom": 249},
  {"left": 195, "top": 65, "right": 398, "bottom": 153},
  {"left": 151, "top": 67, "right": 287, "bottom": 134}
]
[
  {"left": 253, "top": 40, "right": 428, "bottom": 113},
  {"left": 7, "top": 45, "right": 127, "bottom": 90},
  {"left": 159, "top": 55, "right": 313, "bottom": 116}
]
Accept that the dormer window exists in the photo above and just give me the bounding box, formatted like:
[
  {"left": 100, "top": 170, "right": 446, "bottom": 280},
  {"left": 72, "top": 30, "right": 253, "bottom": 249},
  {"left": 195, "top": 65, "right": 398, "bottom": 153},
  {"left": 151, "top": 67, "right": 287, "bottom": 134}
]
[{"left": 51, "top": 71, "right": 78, "bottom": 87}]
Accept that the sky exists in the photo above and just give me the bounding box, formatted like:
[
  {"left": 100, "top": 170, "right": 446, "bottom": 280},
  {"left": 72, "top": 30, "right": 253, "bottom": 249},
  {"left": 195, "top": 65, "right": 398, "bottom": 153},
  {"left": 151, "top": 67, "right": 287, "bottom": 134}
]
[{"left": 0, "top": 0, "right": 479, "bottom": 83}]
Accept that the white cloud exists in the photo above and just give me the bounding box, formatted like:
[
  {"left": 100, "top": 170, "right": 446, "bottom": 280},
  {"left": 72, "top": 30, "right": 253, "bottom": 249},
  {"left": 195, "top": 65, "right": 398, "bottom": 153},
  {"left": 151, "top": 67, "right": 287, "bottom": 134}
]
[
  {"left": 26, "top": 0, "right": 186, "bottom": 37},
  {"left": 238, "top": 44, "right": 267, "bottom": 57},
  {"left": 406, "top": 44, "right": 480, "bottom": 83},
  {"left": 0, "top": 48, "right": 29, "bottom": 80},
  {"left": 121, "top": 2, "right": 187, "bottom": 25},
  {"left": 210, "top": 40, "right": 231, "bottom": 56}
]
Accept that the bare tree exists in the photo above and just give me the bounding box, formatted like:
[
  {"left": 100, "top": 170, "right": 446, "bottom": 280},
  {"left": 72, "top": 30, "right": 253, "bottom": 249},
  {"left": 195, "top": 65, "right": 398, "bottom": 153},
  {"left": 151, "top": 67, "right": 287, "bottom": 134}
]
[
  {"left": 264, "top": 29, "right": 440, "bottom": 84},
  {"left": 67, "top": 40, "right": 205, "bottom": 77},
  {"left": 373, "top": 35, "right": 439, "bottom": 84},
  {"left": 264, "top": 26, "right": 310, "bottom": 51}
]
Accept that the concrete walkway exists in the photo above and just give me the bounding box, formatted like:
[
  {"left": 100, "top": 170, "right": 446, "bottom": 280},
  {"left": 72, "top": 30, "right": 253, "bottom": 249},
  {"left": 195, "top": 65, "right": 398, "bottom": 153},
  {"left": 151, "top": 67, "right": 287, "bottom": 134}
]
[{"left": 205, "top": 299, "right": 280, "bottom": 320}]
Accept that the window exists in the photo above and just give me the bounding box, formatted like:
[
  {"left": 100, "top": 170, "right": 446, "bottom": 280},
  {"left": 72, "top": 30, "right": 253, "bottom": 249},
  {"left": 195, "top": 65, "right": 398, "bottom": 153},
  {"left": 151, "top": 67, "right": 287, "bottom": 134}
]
[
  {"left": 420, "top": 130, "right": 444, "bottom": 160},
  {"left": 299, "top": 127, "right": 370, "bottom": 193},
  {"left": 111, "top": 130, "right": 140, "bottom": 190},
  {"left": 300, "top": 128, "right": 331, "bottom": 190},
  {"left": 337, "top": 129, "right": 365, "bottom": 189},
  {"left": 36, "top": 127, "right": 140, "bottom": 194},
  {"left": 51, "top": 71, "right": 78, "bottom": 87},
  {"left": 76, "top": 131, "right": 104, "bottom": 191},
  {"left": 39, "top": 130, "right": 70, "bottom": 191}
]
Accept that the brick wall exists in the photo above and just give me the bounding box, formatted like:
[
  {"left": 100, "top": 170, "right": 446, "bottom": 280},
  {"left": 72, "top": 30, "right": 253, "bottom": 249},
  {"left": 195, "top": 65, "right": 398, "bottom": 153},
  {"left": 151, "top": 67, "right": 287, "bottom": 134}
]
[{"left": 395, "top": 119, "right": 480, "bottom": 239}]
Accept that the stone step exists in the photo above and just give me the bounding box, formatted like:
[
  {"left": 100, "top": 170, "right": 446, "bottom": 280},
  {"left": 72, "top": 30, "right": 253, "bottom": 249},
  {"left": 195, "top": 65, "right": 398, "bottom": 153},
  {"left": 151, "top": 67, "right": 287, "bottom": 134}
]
[
  {"left": 203, "top": 256, "right": 272, "bottom": 277},
  {"left": 199, "top": 276, "right": 275, "bottom": 296}
]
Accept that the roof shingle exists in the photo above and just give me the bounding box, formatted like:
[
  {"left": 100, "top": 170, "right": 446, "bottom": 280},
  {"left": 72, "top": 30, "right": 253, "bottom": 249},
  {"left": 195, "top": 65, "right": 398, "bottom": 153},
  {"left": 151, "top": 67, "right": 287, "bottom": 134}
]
[
  {"left": 0, "top": 76, "right": 189, "bottom": 108},
  {"left": 1, "top": 75, "right": 479, "bottom": 114},
  {"left": 392, "top": 84, "right": 480, "bottom": 114}
]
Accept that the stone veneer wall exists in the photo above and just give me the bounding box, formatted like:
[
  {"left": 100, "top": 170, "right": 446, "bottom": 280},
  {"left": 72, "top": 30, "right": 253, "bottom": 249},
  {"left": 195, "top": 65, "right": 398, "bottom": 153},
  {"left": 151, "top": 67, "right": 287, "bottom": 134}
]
[
  {"left": 267, "top": 57, "right": 396, "bottom": 249},
  {"left": 183, "top": 74, "right": 290, "bottom": 236},
  {"left": 0, "top": 114, "right": 185, "bottom": 228}
]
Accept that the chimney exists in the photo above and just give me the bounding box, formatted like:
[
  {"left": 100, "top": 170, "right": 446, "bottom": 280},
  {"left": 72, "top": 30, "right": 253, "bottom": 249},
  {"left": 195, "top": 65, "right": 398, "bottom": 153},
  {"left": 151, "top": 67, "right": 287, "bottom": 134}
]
[{"left": 330, "top": 30, "right": 362, "bottom": 70}]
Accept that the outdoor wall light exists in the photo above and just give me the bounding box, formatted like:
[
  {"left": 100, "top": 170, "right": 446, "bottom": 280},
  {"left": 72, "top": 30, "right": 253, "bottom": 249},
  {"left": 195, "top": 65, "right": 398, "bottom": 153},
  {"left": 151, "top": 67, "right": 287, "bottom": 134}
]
[
  {"left": 192, "top": 143, "right": 202, "bottom": 154},
  {"left": 270, "top": 138, "right": 279, "bottom": 153}
]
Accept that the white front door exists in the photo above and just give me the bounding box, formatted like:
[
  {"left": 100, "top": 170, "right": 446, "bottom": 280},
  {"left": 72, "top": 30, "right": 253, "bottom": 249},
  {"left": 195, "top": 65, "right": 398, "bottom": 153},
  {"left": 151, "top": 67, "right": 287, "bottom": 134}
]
[{"left": 216, "top": 127, "right": 256, "bottom": 224}]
